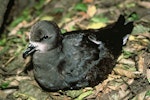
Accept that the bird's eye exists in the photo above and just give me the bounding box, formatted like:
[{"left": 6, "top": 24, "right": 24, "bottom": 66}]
[
  {"left": 40, "top": 35, "right": 49, "bottom": 41},
  {"left": 43, "top": 35, "right": 49, "bottom": 39}
]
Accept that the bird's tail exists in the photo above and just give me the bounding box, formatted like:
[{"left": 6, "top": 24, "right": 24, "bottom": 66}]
[
  {"left": 113, "top": 15, "right": 134, "bottom": 42},
  {"left": 95, "top": 15, "right": 134, "bottom": 57}
]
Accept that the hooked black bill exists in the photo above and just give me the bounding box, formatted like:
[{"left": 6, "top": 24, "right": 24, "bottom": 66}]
[{"left": 23, "top": 44, "right": 36, "bottom": 59}]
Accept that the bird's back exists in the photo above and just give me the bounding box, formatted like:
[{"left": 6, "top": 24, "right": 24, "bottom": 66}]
[
  {"left": 61, "top": 32, "right": 114, "bottom": 88},
  {"left": 60, "top": 15, "right": 134, "bottom": 88}
]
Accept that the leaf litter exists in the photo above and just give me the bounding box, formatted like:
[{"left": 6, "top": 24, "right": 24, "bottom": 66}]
[{"left": 0, "top": 0, "right": 150, "bottom": 100}]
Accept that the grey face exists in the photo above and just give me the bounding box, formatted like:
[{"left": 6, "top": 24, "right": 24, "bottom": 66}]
[{"left": 23, "top": 21, "right": 61, "bottom": 58}]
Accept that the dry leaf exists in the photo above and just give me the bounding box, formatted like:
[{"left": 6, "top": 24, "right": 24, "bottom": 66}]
[
  {"left": 15, "top": 76, "right": 31, "bottom": 81},
  {"left": 23, "top": 56, "right": 32, "bottom": 67},
  {"left": 40, "top": 16, "right": 54, "bottom": 21},
  {"left": 87, "top": 22, "right": 106, "bottom": 29},
  {"left": 50, "top": 92, "right": 61, "bottom": 96},
  {"left": 147, "top": 69, "right": 150, "bottom": 82},
  {"left": 107, "top": 86, "right": 118, "bottom": 90},
  {"left": 0, "top": 90, "right": 8, "bottom": 100},
  {"left": 114, "top": 68, "right": 139, "bottom": 78},
  {"left": 9, "top": 18, "right": 39, "bottom": 36},
  {"left": 83, "top": 0, "right": 93, "bottom": 3},
  {"left": 128, "top": 35, "right": 136, "bottom": 41},
  {"left": 119, "top": 59, "right": 135, "bottom": 66},
  {"left": 0, "top": 46, "right": 4, "bottom": 51},
  {"left": 87, "top": 5, "right": 96, "bottom": 17},
  {"left": 10, "top": 80, "right": 19, "bottom": 86},
  {"left": 138, "top": 1, "right": 150, "bottom": 9},
  {"left": 138, "top": 55, "right": 145, "bottom": 74},
  {"left": 136, "top": 91, "right": 147, "bottom": 100}
]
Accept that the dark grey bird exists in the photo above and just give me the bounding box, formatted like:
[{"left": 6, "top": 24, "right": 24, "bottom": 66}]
[{"left": 23, "top": 15, "right": 133, "bottom": 91}]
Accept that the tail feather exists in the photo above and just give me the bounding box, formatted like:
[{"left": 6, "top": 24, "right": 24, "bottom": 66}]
[
  {"left": 122, "top": 22, "right": 134, "bottom": 45},
  {"left": 113, "top": 15, "right": 134, "bottom": 37},
  {"left": 96, "top": 15, "right": 134, "bottom": 57},
  {"left": 114, "top": 15, "right": 125, "bottom": 29}
]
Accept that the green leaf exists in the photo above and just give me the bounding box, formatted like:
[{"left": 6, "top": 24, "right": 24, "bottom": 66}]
[
  {"left": 91, "top": 16, "right": 108, "bottom": 23},
  {"left": 122, "top": 50, "right": 134, "bottom": 59},
  {"left": 0, "top": 38, "right": 6, "bottom": 46},
  {"left": 74, "top": 3, "right": 87, "bottom": 12},
  {"left": 0, "top": 82, "right": 9, "bottom": 89},
  {"left": 61, "top": 29, "right": 67, "bottom": 34},
  {"left": 148, "top": 78, "right": 150, "bottom": 83},
  {"left": 128, "top": 13, "right": 139, "bottom": 21},
  {"left": 53, "top": 8, "right": 64, "bottom": 13},
  {"left": 10, "top": 8, "right": 31, "bottom": 27},
  {"left": 126, "top": 3, "right": 136, "bottom": 8},
  {"left": 75, "top": 90, "right": 93, "bottom": 100},
  {"left": 40, "top": 16, "right": 54, "bottom": 21},
  {"left": 123, "top": 64, "right": 136, "bottom": 71},
  {"left": 10, "top": 17, "right": 24, "bottom": 27},
  {"left": 146, "top": 90, "right": 150, "bottom": 96},
  {"left": 132, "top": 25, "right": 150, "bottom": 34},
  {"left": 34, "top": 0, "right": 45, "bottom": 10},
  {"left": 66, "top": 90, "right": 83, "bottom": 98}
]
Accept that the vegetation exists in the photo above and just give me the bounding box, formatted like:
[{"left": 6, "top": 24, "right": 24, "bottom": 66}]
[{"left": 0, "top": 0, "right": 150, "bottom": 99}]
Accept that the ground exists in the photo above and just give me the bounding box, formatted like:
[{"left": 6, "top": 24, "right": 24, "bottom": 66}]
[{"left": 0, "top": 0, "right": 150, "bottom": 100}]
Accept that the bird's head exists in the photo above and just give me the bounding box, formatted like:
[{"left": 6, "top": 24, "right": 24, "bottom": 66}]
[{"left": 23, "top": 21, "right": 62, "bottom": 58}]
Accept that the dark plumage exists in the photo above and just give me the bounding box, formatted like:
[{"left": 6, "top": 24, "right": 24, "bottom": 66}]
[{"left": 23, "top": 15, "right": 134, "bottom": 91}]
